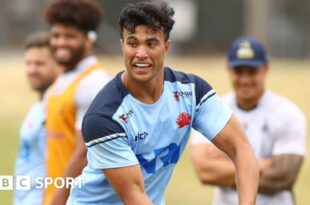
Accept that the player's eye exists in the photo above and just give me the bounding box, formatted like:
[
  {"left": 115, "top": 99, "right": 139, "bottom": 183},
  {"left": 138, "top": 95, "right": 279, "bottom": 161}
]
[
  {"left": 51, "top": 33, "right": 59, "bottom": 39},
  {"left": 147, "top": 41, "right": 158, "bottom": 48},
  {"left": 127, "top": 41, "right": 137, "bottom": 48},
  {"left": 65, "top": 33, "right": 77, "bottom": 39}
]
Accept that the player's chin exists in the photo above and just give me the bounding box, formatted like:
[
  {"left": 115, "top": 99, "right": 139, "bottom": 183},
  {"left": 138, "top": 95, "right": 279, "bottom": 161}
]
[
  {"left": 30, "top": 83, "right": 44, "bottom": 92},
  {"left": 239, "top": 90, "right": 257, "bottom": 100},
  {"left": 237, "top": 87, "right": 254, "bottom": 95},
  {"left": 54, "top": 56, "right": 72, "bottom": 65},
  {"left": 131, "top": 73, "right": 153, "bottom": 83},
  {"left": 130, "top": 68, "right": 154, "bottom": 82}
]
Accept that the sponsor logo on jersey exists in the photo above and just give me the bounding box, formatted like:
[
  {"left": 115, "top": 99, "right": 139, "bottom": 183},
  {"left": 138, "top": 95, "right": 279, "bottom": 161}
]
[
  {"left": 173, "top": 91, "right": 192, "bottom": 101},
  {"left": 119, "top": 109, "right": 134, "bottom": 123},
  {"left": 134, "top": 132, "right": 149, "bottom": 142},
  {"left": 136, "top": 143, "right": 181, "bottom": 174},
  {"left": 176, "top": 112, "right": 191, "bottom": 128}
]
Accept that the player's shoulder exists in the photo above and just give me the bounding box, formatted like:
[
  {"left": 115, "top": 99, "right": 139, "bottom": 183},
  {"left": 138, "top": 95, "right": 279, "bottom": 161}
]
[
  {"left": 82, "top": 72, "right": 127, "bottom": 144},
  {"left": 78, "top": 68, "right": 110, "bottom": 88},
  {"left": 164, "top": 67, "right": 214, "bottom": 105},
  {"left": 164, "top": 67, "right": 195, "bottom": 84},
  {"left": 264, "top": 90, "right": 305, "bottom": 119},
  {"left": 164, "top": 67, "right": 211, "bottom": 86},
  {"left": 221, "top": 92, "right": 235, "bottom": 105},
  {"left": 85, "top": 72, "right": 127, "bottom": 117}
]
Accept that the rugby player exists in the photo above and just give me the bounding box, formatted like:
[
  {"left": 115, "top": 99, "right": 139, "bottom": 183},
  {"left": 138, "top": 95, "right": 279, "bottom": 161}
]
[
  {"left": 43, "top": 0, "right": 110, "bottom": 204},
  {"left": 67, "top": 2, "right": 259, "bottom": 205},
  {"left": 14, "top": 32, "right": 58, "bottom": 205},
  {"left": 191, "top": 36, "right": 306, "bottom": 205}
]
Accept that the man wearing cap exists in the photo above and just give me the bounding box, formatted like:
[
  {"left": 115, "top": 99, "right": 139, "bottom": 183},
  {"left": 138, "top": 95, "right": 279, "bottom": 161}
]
[{"left": 191, "top": 36, "right": 306, "bottom": 205}]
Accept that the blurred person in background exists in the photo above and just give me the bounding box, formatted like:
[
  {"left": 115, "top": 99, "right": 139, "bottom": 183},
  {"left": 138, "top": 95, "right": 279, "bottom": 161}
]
[
  {"left": 43, "top": 0, "right": 110, "bottom": 204},
  {"left": 67, "top": 2, "right": 259, "bottom": 205},
  {"left": 14, "top": 32, "right": 59, "bottom": 205},
  {"left": 191, "top": 36, "right": 306, "bottom": 205}
]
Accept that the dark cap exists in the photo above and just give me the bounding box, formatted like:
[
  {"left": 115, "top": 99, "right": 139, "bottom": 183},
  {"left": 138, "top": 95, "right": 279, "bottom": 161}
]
[{"left": 228, "top": 36, "right": 268, "bottom": 68}]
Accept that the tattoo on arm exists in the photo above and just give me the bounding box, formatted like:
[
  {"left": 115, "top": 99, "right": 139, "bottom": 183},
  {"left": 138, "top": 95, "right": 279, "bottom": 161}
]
[{"left": 259, "top": 154, "right": 304, "bottom": 195}]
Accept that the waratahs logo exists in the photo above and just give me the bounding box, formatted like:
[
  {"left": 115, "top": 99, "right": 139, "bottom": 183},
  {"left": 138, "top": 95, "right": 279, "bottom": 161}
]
[
  {"left": 173, "top": 91, "right": 192, "bottom": 101},
  {"left": 173, "top": 91, "right": 180, "bottom": 101},
  {"left": 119, "top": 109, "right": 134, "bottom": 123},
  {"left": 176, "top": 112, "right": 191, "bottom": 128}
]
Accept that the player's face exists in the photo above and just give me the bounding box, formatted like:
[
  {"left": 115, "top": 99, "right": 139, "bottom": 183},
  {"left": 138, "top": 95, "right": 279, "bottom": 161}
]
[
  {"left": 25, "top": 47, "right": 57, "bottom": 93},
  {"left": 120, "top": 25, "right": 170, "bottom": 83},
  {"left": 50, "top": 24, "right": 89, "bottom": 71},
  {"left": 228, "top": 66, "right": 268, "bottom": 101}
]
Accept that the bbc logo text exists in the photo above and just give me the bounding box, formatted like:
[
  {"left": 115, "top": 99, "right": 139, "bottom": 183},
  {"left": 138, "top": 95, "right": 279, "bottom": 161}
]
[{"left": 0, "top": 176, "right": 83, "bottom": 190}]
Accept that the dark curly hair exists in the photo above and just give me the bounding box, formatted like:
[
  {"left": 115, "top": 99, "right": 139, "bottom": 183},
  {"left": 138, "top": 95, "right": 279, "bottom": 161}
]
[
  {"left": 118, "top": 1, "right": 175, "bottom": 41},
  {"left": 44, "top": 0, "right": 104, "bottom": 33}
]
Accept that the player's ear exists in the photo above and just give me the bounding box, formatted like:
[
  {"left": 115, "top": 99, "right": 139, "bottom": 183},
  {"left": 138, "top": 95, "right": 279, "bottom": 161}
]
[
  {"left": 164, "top": 39, "right": 170, "bottom": 53},
  {"left": 263, "top": 62, "right": 270, "bottom": 73},
  {"left": 85, "top": 39, "right": 92, "bottom": 50},
  {"left": 120, "top": 38, "right": 124, "bottom": 52},
  {"left": 226, "top": 61, "right": 233, "bottom": 73},
  {"left": 226, "top": 61, "right": 230, "bottom": 71}
]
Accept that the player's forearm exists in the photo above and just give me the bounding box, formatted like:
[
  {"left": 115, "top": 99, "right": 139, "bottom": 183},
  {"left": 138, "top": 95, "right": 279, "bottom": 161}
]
[
  {"left": 195, "top": 158, "right": 272, "bottom": 188},
  {"left": 50, "top": 188, "right": 70, "bottom": 205},
  {"left": 104, "top": 166, "right": 153, "bottom": 205},
  {"left": 233, "top": 144, "right": 259, "bottom": 205},
  {"left": 258, "top": 176, "right": 292, "bottom": 194},
  {"left": 50, "top": 146, "right": 87, "bottom": 205},
  {"left": 195, "top": 160, "right": 235, "bottom": 187},
  {"left": 121, "top": 191, "right": 153, "bottom": 205},
  {"left": 211, "top": 115, "right": 259, "bottom": 205},
  {"left": 63, "top": 149, "right": 87, "bottom": 178},
  {"left": 258, "top": 154, "right": 303, "bottom": 194}
]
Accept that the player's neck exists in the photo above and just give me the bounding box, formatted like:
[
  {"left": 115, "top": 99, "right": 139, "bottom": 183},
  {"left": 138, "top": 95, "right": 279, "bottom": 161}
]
[
  {"left": 237, "top": 90, "right": 265, "bottom": 111},
  {"left": 38, "top": 93, "right": 44, "bottom": 101},
  {"left": 37, "top": 89, "right": 46, "bottom": 101},
  {"left": 122, "top": 71, "right": 164, "bottom": 104}
]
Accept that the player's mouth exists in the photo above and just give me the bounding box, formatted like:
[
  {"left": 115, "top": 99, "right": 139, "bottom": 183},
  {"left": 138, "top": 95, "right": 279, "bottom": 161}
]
[
  {"left": 53, "top": 47, "right": 72, "bottom": 62},
  {"left": 133, "top": 63, "right": 153, "bottom": 73},
  {"left": 237, "top": 84, "right": 255, "bottom": 93}
]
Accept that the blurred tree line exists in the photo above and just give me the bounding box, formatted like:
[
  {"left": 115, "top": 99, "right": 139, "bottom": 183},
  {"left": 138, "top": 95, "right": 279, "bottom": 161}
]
[{"left": 0, "top": 0, "right": 309, "bottom": 58}]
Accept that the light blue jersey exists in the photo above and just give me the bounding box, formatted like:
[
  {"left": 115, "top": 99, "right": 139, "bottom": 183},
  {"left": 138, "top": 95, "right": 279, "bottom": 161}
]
[
  {"left": 14, "top": 101, "right": 46, "bottom": 205},
  {"left": 67, "top": 67, "right": 232, "bottom": 205}
]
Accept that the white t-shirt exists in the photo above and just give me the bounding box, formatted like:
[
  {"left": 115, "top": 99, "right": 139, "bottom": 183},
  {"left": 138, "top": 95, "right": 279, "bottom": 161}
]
[
  {"left": 51, "top": 56, "right": 110, "bottom": 130},
  {"left": 191, "top": 90, "right": 306, "bottom": 205}
]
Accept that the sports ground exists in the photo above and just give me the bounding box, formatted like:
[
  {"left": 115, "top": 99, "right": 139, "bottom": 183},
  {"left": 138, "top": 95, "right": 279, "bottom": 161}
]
[{"left": 0, "top": 55, "right": 309, "bottom": 204}]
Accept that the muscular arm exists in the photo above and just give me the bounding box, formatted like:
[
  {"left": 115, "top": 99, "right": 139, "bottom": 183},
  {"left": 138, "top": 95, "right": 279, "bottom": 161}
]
[
  {"left": 211, "top": 115, "right": 259, "bottom": 205},
  {"left": 191, "top": 141, "right": 303, "bottom": 195},
  {"left": 50, "top": 130, "right": 87, "bottom": 205},
  {"left": 190, "top": 143, "right": 235, "bottom": 187},
  {"left": 259, "top": 154, "right": 304, "bottom": 195},
  {"left": 104, "top": 165, "right": 153, "bottom": 205},
  {"left": 191, "top": 144, "right": 272, "bottom": 187}
]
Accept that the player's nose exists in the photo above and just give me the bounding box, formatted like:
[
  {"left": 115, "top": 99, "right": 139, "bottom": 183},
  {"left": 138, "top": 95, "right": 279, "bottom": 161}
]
[
  {"left": 135, "top": 45, "right": 148, "bottom": 59},
  {"left": 52, "top": 35, "right": 68, "bottom": 48},
  {"left": 26, "top": 63, "right": 37, "bottom": 75}
]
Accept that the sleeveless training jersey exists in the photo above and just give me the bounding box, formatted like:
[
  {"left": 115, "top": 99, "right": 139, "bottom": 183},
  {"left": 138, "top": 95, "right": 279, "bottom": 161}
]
[{"left": 44, "top": 56, "right": 110, "bottom": 205}]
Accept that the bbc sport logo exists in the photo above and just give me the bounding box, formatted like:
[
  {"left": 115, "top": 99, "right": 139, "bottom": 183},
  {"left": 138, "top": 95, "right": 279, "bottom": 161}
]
[{"left": 0, "top": 175, "right": 83, "bottom": 190}]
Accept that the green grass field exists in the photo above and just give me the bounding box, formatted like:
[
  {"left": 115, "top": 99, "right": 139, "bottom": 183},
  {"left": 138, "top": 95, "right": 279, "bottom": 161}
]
[{"left": 0, "top": 55, "right": 309, "bottom": 204}]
